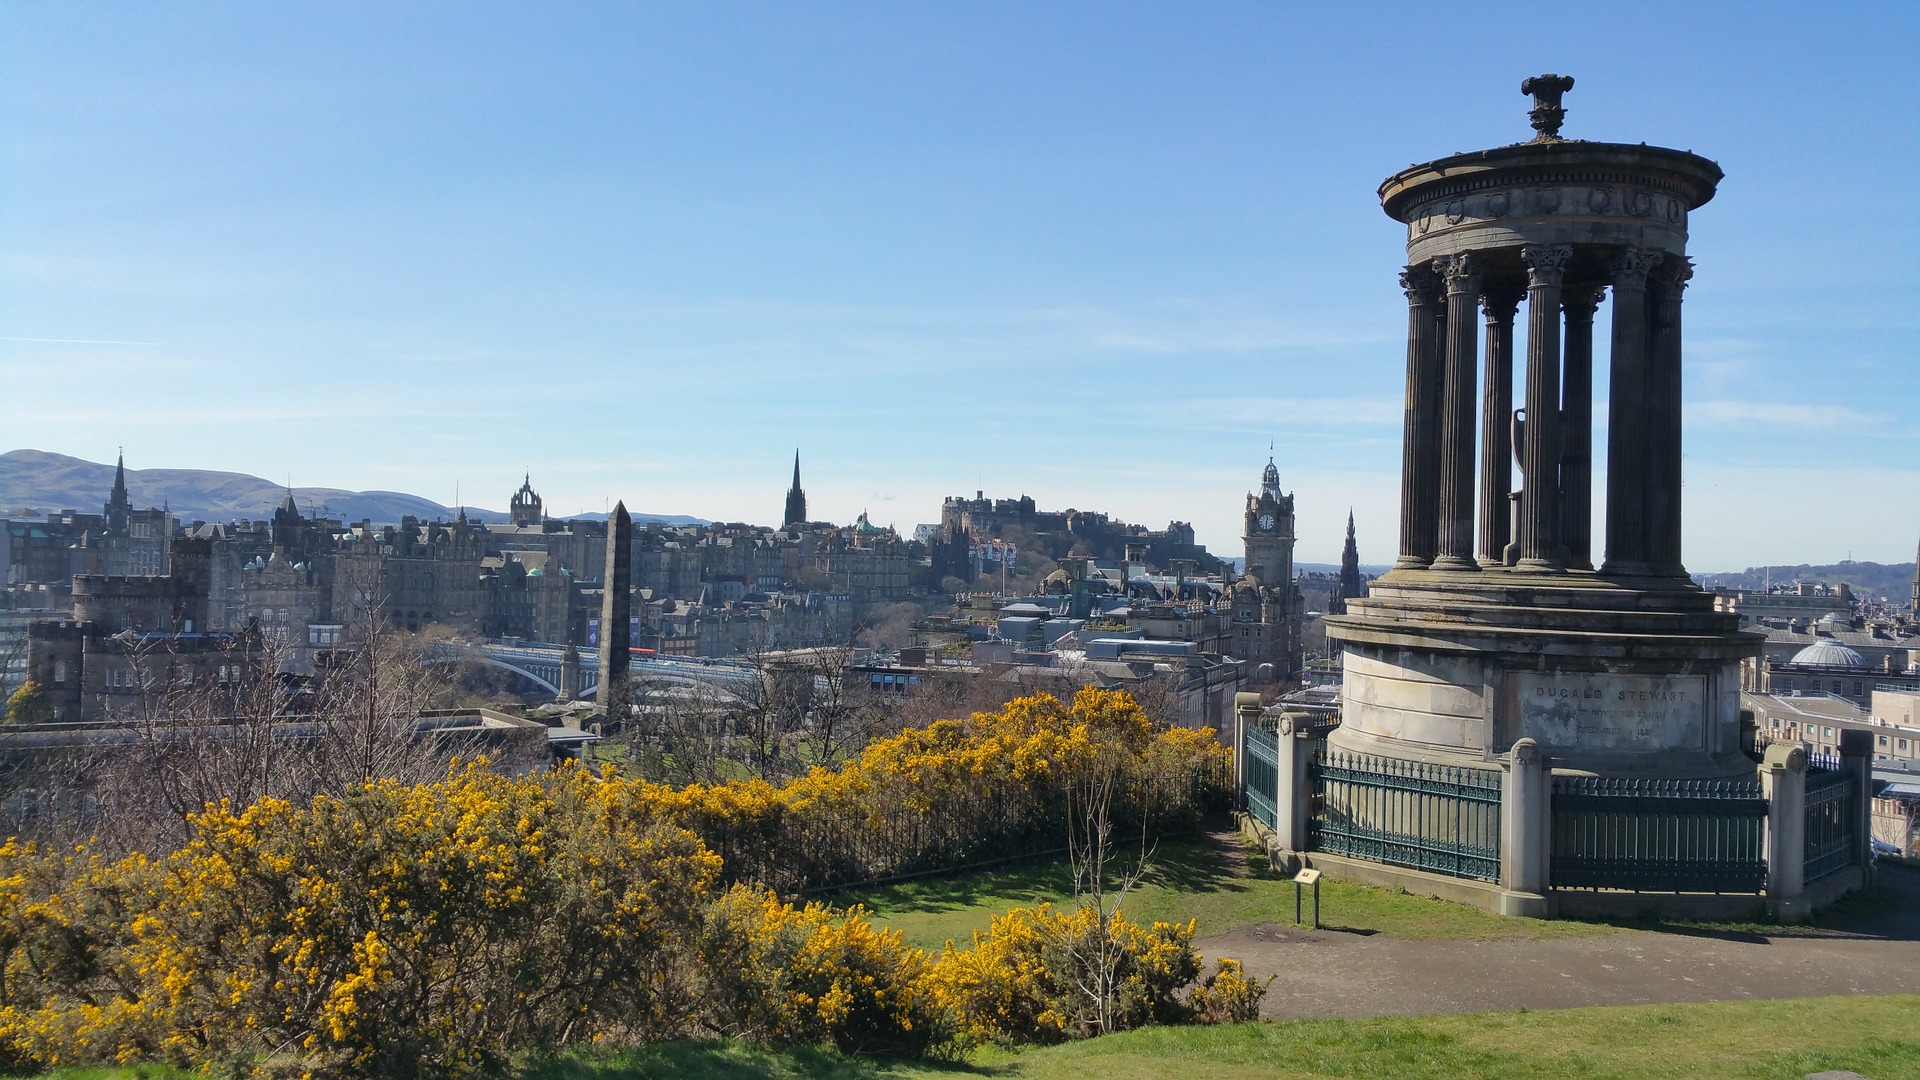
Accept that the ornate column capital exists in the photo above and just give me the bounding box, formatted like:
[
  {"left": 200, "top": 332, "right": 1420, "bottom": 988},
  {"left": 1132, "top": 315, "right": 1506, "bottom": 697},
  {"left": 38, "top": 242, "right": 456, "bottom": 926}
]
[
  {"left": 1481, "top": 288, "right": 1523, "bottom": 324},
  {"left": 1521, "top": 244, "right": 1575, "bottom": 287},
  {"left": 1400, "top": 264, "right": 1441, "bottom": 305},
  {"left": 1432, "top": 253, "right": 1481, "bottom": 295},
  {"left": 1609, "top": 247, "right": 1663, "bottom": 290},
  {"left": 1561, "top": 284, "right": 1605, "bottom": 318},
  {"left": 1652, "top": 256, "right": 1694, "bottom": 302}
]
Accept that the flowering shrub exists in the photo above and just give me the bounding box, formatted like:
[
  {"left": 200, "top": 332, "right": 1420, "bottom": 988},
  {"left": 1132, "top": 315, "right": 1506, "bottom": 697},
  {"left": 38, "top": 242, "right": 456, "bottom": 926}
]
[
  {"left": 622, "top": 688, "right": 1229, "bottom": 892},
  {"left": 926, "top": 903, "right": 1200, "bottom": 1045},
  {"left": 0, "top": 690, "right": 1248, "bottom": 1076},
  {"left": 697, "top": 885, "right": 950, "bottom": 1056},
  {"left": 1186, "top": 958, "right": 1273, "bottom": 1024},
  {"left": 1, "top": 765, "right": 722, "bottom": 1076}
]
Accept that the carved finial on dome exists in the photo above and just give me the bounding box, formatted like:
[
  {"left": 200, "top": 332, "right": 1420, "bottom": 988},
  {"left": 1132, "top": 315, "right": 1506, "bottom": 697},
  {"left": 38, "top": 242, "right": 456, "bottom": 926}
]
[{"left": 1521, "top": 73, "right": 1575, "bottom": 141}]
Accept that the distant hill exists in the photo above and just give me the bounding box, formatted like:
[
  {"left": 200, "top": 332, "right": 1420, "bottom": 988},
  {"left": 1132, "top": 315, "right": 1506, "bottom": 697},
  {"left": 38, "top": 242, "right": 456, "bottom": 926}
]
[
  {"left": 1695, "top": 561, "right": 1916, "bottom": 603},
  {"left": 0, "top": 450, "right": 706, "bottom": 529}
]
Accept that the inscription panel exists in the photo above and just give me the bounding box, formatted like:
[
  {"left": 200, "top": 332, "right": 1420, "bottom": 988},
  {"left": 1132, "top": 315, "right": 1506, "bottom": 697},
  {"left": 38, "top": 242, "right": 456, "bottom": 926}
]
[{"left": 1512, "top": 673, "right": 1705, "bottom": 752}]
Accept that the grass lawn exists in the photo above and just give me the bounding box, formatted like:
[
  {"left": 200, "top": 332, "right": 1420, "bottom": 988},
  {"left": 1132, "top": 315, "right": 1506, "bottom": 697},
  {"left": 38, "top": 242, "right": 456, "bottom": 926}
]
[
  {"left": 833, "top": 833, "right": 1617, "bottom": 951},
  {"left": 36, "top": 995, "right": 1920, "bottom": 1079}
]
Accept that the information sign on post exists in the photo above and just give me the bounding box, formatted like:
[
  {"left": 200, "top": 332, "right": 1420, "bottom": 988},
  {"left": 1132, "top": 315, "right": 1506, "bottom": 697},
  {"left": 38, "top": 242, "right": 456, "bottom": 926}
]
[{"left": 1293, "top": 868, "right": 1322, "bottom": 929}]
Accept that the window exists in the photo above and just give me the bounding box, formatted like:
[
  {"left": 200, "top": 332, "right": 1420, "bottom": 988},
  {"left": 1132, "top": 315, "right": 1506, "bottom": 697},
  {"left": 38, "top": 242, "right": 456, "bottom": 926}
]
[{"left": 53, "top": 661, "right": 67, "bottom": 683}]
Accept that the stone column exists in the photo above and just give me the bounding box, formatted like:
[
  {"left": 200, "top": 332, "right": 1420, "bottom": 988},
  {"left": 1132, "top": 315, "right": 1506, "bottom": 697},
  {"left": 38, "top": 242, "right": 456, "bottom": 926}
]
[
  {"left": 1432, "top": 254, "right": 1482, "bottom": 571},
  {"left": 1395, "top": 266, "right": 1444, "bottom": 569},
  {"left": 1498, "top": 738, "right": 1550, "bottom": 916},
  {"left": 1601, "top": 248, "right": 1663, "bottom": 576},
  {"left": 1477, "top": 289, "right": 1522, "bottom": 566},
  {"left": 1557, "top": 287, "right": 1604, "bottom": 571},
  {"left": 1646, "top": 258, "right": 1692, "bottom": 577},
  {"left": 1759, "top": 741, "right": 1809, "bottom": 919},
  {"left": 1517, "top": 244, "right": 1573, "bottom": 571}
]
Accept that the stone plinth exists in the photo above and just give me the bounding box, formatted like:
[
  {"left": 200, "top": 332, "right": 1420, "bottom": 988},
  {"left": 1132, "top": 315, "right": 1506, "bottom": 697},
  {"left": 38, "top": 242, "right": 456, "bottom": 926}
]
[{"left": 1325, "top": 568, "right": 1762, "bottom": 778}]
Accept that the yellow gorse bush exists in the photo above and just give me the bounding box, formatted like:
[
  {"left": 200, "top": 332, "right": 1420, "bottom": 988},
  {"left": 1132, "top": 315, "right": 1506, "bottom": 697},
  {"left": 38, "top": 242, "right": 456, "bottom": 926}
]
[{"left": 0, "top": 689, "right": 1240, "bottom": 1077}]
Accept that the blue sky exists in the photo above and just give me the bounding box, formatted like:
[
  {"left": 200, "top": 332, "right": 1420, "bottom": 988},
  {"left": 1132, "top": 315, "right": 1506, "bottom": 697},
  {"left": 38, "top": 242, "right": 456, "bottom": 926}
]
[{"left": 2, "top": 3, "right": 1914, "bottom": 573}]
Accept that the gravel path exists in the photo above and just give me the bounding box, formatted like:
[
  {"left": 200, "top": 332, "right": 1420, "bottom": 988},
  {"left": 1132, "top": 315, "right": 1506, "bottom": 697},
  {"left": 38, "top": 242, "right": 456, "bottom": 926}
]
[{"left": 1196, "top": 863, "right": 1920, "bottom": 1021}]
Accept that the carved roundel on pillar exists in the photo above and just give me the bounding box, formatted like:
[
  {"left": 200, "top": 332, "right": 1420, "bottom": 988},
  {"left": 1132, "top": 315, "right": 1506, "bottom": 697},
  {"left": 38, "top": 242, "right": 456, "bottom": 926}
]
[
  {"left": 1665, "top": 197, "right": 1684, "bottom": 224},
  {"left": 1487, "top": 191, "right": 1511, "bottom": 218},
  {"left": 1628, "top": 189, "right": 1654, "bottom": 217},
  {"left": 1535, "top": 187, "right": 1561, "bottom": 214},
  {"left": 1418, "top": 206, "right": 1433, "bottom": 234},
  {"left": 1445, "top": 199, "right": 1467, "bottom": 225},
  {"left": 1587, "top": 187, "right": 1611, "bottom": 213}
]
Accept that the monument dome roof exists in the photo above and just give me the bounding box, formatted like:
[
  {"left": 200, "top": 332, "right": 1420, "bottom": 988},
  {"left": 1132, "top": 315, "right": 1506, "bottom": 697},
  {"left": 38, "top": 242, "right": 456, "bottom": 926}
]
[{"left": 1790, "top": 641, "right": 1868, "bottom": 669}]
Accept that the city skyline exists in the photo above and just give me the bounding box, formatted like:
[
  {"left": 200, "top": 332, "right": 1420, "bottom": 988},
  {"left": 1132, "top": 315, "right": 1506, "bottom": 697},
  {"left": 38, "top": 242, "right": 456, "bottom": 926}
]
[{"left": 3, "top": 3, "right": 1915, "bottom": 568}]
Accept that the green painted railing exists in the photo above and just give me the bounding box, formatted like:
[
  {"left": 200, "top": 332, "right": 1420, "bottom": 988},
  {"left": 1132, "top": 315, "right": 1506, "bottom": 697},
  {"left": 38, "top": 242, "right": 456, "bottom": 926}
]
[
  {"left": 1550, "top": 775, "right": 1767, "bottom": 894},
  {"left": 1243, "top": 724, "right": 1279, "bottom": 831},
  {"left": 1308, "top": 748, "right": 1502, "bottom": 882},
  {"left": 1804, "top": 765, "right": 1856, "bottom": 885}
]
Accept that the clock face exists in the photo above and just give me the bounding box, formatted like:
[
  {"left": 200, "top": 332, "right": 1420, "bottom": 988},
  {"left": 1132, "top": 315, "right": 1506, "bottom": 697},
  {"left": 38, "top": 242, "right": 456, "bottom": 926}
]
[{"left": 1258, "top": 514, "right": 1275, "bottom": 531}]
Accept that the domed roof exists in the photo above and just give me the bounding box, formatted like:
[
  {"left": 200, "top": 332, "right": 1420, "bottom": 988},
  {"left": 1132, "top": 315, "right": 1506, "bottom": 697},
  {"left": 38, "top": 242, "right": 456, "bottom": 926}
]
[{"left": 1791, "top": 640, "right": 1867, "bottom": 669}]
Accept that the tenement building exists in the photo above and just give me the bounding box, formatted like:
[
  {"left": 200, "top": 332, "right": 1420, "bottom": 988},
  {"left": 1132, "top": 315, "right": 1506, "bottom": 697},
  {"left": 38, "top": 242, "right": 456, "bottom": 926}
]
[{"left": 1243, "top": 76, "right": 1873, "bottom": 920}]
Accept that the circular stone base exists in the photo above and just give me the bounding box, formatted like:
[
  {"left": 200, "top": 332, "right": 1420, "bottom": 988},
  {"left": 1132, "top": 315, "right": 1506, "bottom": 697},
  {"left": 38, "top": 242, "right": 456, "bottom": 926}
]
[{"left": 1323, "top": 568, "right": 1762, "bottom": 778}]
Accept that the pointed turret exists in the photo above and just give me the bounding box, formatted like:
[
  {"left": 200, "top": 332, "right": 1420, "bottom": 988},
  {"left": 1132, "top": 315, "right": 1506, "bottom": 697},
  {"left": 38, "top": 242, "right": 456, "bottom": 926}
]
[
  {"left": 104, "top": 450, "right": 132, "bottom": 534},
  {"left": 783, "top": 450, "right": 808, "bottom": 528},
  {"left": 1334, "top": 508, "right": 1365, "bottom": 616},
  {"left": 1911, "top": 533, "right": 1919, "bottom": 616},
  {"left": 1261, "top": 455, "right": 1282, "bottom": 500}
]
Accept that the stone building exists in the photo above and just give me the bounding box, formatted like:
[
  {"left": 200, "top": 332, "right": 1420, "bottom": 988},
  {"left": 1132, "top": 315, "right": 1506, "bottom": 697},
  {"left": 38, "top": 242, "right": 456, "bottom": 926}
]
[{"left": 1224, "top": 458, "right": 1304, "bottom": 684}]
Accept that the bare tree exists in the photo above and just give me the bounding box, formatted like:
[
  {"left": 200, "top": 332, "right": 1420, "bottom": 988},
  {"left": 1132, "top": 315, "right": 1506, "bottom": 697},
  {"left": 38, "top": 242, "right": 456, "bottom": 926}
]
[{"left": 1061, "top": 729, "right": 1155, "bottom": 1036}]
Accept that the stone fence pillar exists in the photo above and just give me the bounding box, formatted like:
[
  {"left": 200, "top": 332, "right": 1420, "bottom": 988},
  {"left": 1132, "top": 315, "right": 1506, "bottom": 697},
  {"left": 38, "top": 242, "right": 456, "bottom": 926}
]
[
  {"left": 1232, "top": 692, "right": 1261, "bottom": 817},
  {"left": 1839, "top": 729, "right": 1875, "bottom": 885},
  {"left": 1498, "top": 738, "right": 1549, "bottom": 916},
  {"left": 1270, "top": 710, "right": 1316, "bottom": 872},
  {"left": 1760, "top": 742, "right": 1809, "bottom": 919}
]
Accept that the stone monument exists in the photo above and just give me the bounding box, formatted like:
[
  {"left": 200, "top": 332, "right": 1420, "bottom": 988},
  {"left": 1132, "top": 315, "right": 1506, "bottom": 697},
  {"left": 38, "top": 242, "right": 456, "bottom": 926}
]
[
  {"left": 1324, "top": 76, "right": 1760, "bottom": 781},
  {"left": 597, "top": 501, "right": 633, "bottom": 712}
]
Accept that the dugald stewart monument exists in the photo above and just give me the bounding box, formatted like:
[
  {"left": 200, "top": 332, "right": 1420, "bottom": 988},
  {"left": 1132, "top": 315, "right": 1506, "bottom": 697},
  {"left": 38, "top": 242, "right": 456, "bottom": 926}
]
[
  {"left": 1328, "top": 73, "right": 1746, "bottom": 776},
  {"left": 1261, "top": 76, "right": 1873, "bottom": 919}
]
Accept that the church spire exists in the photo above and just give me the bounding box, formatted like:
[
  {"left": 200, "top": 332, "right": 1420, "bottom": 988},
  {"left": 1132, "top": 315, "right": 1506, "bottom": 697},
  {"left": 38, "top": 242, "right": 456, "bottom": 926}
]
[
  {"left": 1334, "top": 508, "right": 1365, "bottom": 615},
  {"left": 105, "top": 448, "right": 132, "bottom": 534},
  {"left": 783, "top": 450, "right": 808, "bottom": 528}
]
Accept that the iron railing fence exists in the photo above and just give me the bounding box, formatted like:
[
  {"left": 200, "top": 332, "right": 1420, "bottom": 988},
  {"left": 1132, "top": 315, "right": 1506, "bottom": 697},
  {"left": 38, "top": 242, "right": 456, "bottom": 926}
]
[
  {"left": 1308, "top": 748, "right": 1502, "bottom": 882},
  {"left": 1550, "top": 775, "right": 1767, "bottom": 894},
  {"left": 1803, "top": 766, "right": 1856, "bottom": 884},
  {"left": 1243, "top": 725, "right": 1280, "bottom": 831}
]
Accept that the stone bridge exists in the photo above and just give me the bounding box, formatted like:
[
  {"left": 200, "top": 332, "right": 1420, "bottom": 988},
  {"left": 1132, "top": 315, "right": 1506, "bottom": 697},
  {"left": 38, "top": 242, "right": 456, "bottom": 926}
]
[{"left": 426, "top": 641, "right": 756, "bottom": 701}]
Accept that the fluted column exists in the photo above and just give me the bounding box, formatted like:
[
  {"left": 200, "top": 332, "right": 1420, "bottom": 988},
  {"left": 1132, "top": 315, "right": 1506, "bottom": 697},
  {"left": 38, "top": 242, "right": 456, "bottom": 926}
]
[
  {"left": 1646, "top": 257, "right": 1692, "bottom": 577},
  {"left": 1395, "top": 265, "right": 1444, "bottom": 569},
  {"left": 1557, "top": 286, "right": 1604, "bottom": 571},
  {"left": 1517, "top": 244, "right": 1573, "bottom": 572},
  {"left": 1477, "top": 289, "right": 1522, "bottom": 566},
  {"left": 1601, "top": 248, "right": 1663, "bottom": 576},
  {"left": 1432, "top": 254, "right": 1482, "bottom": 571}
]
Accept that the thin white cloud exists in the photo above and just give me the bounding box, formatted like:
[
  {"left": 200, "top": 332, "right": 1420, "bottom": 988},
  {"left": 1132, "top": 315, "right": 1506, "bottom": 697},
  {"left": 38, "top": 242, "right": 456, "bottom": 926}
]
[
  {"left": 1687, "top": 400, "right": 1880, "bottom": 429},
  {"left": 0, "top": 336, "right": 163, "bottom": 346},
  {"left": 1170, "top": 396, "right": 1403, "bottom": 428}
]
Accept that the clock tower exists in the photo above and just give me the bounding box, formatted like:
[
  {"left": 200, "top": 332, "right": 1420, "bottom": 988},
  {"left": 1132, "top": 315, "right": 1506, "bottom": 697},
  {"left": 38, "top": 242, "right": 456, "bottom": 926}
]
[
  {"left": 1243, "top": 457, "right": 1295, "bottom": 588},
  {"left": 1229, "top": 456, "right": 1304, "bottom": 684}
]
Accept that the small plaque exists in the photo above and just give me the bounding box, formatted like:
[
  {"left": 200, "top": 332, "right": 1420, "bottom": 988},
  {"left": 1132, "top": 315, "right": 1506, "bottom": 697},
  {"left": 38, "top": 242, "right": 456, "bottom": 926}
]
[{"left": 1293, "top": 868, "right": 1322, "bottom": 885}]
